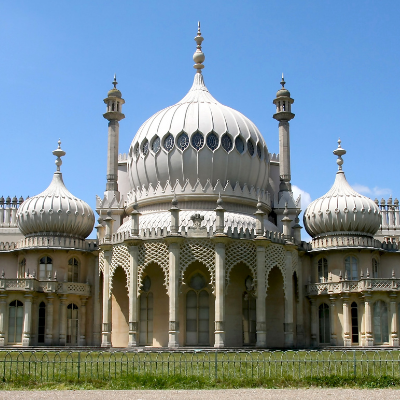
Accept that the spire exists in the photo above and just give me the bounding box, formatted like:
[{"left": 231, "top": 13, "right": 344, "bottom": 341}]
[
  {"left": 193, "top": 21, "right": 205, "bottom": 73},
  {"left": 333, "top": 138, "right": 346, "bottom": 172},
  {"left": 52, "top": 139, "right": 66, "bottom": 172},
  {"left": 280, "top": 73, "right": 286, "bottom": 88},
  {"left": 112, "top": 74, "right": 118, "bottom": 89}
]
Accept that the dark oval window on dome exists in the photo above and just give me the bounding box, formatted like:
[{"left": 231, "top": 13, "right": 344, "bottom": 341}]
[
  {"left": 152, "top": 136, "right": 160, "bottom": 153},
  {"left": 163, "top": 134, "right": 174, "bottom": 152},
  {"left": 142, "top": 140, "right": 149, "bottom": 156},
  {"left": 206, "top": 133, "right": 219, "bottom": 151},
  {"left": 221, "top": 134, "right": 233, "bottom": 152},
  {"left": 177, "top": 132, "right": 189, "bottom": 151},
  {"left": 134, "top": 144, "right": 140, "bottom": 158},
  {"left": 247, "top": 140, "right": 254, "bottom": 156},
  {"left": 257, "top": 143, "right": 262, "bottom": 159},
  {"left": 235, "top": 136, "right": 245, "bottom": 153},
  {"left": 192, "top": 132, "right": 204, "bottom": 151}
]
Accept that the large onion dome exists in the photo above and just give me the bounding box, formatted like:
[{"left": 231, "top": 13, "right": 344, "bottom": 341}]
[
  {"left": 127, "top": 25, "right": 269, "bottom": 200},
  {"left": 304, "top": 140, "right": 381, "bottom": 238},
  {"left": 17, "top": 141, "right": 95, "bottom": 240}
]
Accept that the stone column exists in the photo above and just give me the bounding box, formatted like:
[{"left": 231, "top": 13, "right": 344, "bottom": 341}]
[
  {"left": 363, "top": 293, "right": 374, "bottom": 346},
  {"left": 310, "top": 298, "right": 318, "bottom": 347},
  {"left": 390, "top": 293, "right": 399, "bottom": 347},
  {"left": 59, "top": 295, "right": 67, "bottom": 346},
  {"left": 167, "top": 239, "right": 181, "bottom": 348},
  {"left": 128, "top": 244, "right": 139, "bottom": 347},
  {"left": 342, "top": 295, "right": 351, "bottom": 346},
  {"left": 0, "top": 293, "right": 7, "bottom": 346},
  {"left": 79, "top": 297, "right": 87, "bottom": 346},
  {"left": 214, "top": 240, "right": 226, "bottom": 348},
  {"left": 256, "top": 245, "right": 267, "bottom": 347},
  {"left": 45, "top": 295, "right": 54, "bottom": 345},
  {"left": 102, "top": 249, "right": 112, "bottom": 347},
  {"left": 31, "top": 297, "right": 37, "bottom": 345},
  {"left": 329, "top": 296, "right": 337, "bottom": 345},
  {"left": 93, "top": 256, "right": 101, "bottom": 346},
  {"left": 284, "top": 251, "right": 294, "bottom": 347},
  {"left": 22, "top": 293, "right": 33, "bottom": 346},
  {"left": 295, "top": 257, "right": 304, "bottom": 347}
]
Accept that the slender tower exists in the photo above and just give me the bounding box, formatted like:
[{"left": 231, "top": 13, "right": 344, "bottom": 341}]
[
  {"left": 273, "top": 74, "right": 295, "bottom": 193},
  {"left": 103, "top": 75, "right": 125, "bottom": 202}
]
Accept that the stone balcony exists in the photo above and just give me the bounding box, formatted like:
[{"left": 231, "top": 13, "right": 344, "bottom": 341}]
[
  {"left": 307, "top": 278, "right": 400, "bottom": 296},
  {"left": 0, "top": 278, "right": 91, "bottom": 296}
]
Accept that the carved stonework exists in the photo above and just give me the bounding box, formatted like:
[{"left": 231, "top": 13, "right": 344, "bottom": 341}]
[
  {"left": 169, "top": 321, "right": 179, "bottom": 331},
  {"left": 187, "top": 213, "right": 207, "bottom": 238}
]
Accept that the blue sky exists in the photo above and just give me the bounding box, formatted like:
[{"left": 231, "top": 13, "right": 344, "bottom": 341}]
[{"left": 1, "top": 1, "right": 399, "bottom": 239}]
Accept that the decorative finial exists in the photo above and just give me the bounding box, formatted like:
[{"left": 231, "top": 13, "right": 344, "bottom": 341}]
[
  {"left": 193, "top": 21, "right": 205, "bottom": 72},
  {"left": 333, "top": 138, "right": 346, "bottom": 171},
  {"left": 113, "top": 74, "right": 118, "bottom": 89},
  {"left": 217, "top": 192, "right": 223, "bottom": 207},
  {"left": 52, "top": 139, "right": 66, "bottom": 172},
  {"left": 171, "top": 193, "right": 178, "bottom": 207},
  {"left": 281, "top": 73, "right": 286, "bottom": 88}
]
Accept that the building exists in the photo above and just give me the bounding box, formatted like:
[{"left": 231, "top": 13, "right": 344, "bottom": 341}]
[{"left": 0, "top": 24, "right": 399, "bottom": 348}]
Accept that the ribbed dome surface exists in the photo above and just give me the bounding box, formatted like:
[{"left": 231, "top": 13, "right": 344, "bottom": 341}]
[
  {"left": 127, "top": 72, "right": 269, "bottom": 195},
  {"left": 304, "top": 170, "right": 381, "bottom": 238},
  {"left": 17, "top": 172, "right": 95, "bottom": 239}
]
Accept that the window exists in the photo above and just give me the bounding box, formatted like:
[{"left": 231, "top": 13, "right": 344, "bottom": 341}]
[
  {"left": 221, "top": 134, "right": 233, "bottom": 152},
  {"left": 345, "top": 256, "right": 358, "bottom": 280},
  {"left": 257, "top": 143, "right": 262, "bottom": 159},
  {"left": 318, "top": 303, "right": 330, "bottom": 344},
  {"left": 67, "top": 303, "right": 79, "bottom": 345},
  {"left": 372, "top": 259, "right": 378, "bottom": 278},
  {"left": 39, "top": 256, "right": 53, "bottom": 280},
  {"left": 177, "top": 133, "right": 189, "bottom": 151},
  {"left": 191, "top": 132, "right": 204, "bottom": 151},
  {"left": 8, "top": 300, "right": 23, "bottom": 343},
  {"left": 19, "top": 258, "right": 26, "bottom": 278},
  {"left": 206, "top": 133, "right": 219, "bottom": 151},
  {"left": 142, "top": 140, "right": 149, "bottom": 156},
  {"left": 318, "top": 258, "right": 328, "bottom": 282},
  {"left": 68, "top": 257, "right": 79, "bottom": 283},
  {"left": 373, "top": 300, "right": 389, "bottom": 344},
  {"left": 139, "top": 276, "right": 153, "bottom": 345},
  {"left": 235, "top": 136, "right": 244, "bottom": 153},
  {"left": 151, "top": 136, "right": 160, "bottom": 153},
  {"left": 38, "top": 302, "right": 46, "bottom": 344},
  {"left": 351, "top": 302, "right": 359, "bottom": 344},
  {"left": 247, "top": 140, "right": 254, "bottom": 156},
  {"left": 163, "top": 134, "right": 174, "bottom": 152},
  {"left": 242, "top": 276, "right": 256, "bottom": 345},
  {"left": 186, "top": 273, "right": 209, "bottom": 345}
]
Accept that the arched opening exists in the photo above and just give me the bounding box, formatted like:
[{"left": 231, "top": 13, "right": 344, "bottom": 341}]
[
  {"left": 351, "top": 302, "right": 359, "bottom": 344},
  {"left": 68, "top": 257, "right": 79, "bottom": 282},
  {"left": 140, "top": 262, "right": 168, "bottom": 347},
  {"left": 265, "top": 266, "right": 285, "bottom": 347},
  {"left": 38, "top": 301, "right": 46, "bottom": 344},
  {"left": 182, "top": 261, "right": 212, "bottom": 346},
  {"left": 318, "top": 258, "right": 328, "bottom": 282},
  {"left": 225, "top": 262, "right": 255, "bottom": 346},
  {"left": 39, "top": 256, "right": 52, "bottom": 280},
  {"left": 8, "top": 300, "right": 23, "bottom": 344},
  {"left": 111, "top": 266, "right": 129, "bottom": 347},
  {"left": 19, "top": 258, "right": 26, "bottom": 278},
  {"left": 67, "top": 303, "right": 79, "bottom": 345},
  {"left": 373, "top": 300, "right": 389, "bottom": 344},
  {"left": 318, "top": 303, "right": 330, "bottom": 344},
  {"left": 345, "top": 256, "right": 358, "bottom": 280}
]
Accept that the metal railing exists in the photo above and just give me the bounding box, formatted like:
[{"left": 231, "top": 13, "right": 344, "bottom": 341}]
[{"left": 1, "top": 349, "right": 400, "bottom": 382}]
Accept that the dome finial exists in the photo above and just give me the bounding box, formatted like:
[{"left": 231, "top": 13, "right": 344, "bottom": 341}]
[
  {"left": 333, "top": 138, "right": 346, "bottom": 171},
  {"left": 281, "top": 73, "right": 286, "bottom": 88},
  {"left": 193, "top": 21, "right": 205, "bottom": 72},
  {"left": 52, "top": 139, "right": 66, "bottom": 172},
  {"left": 113, "top": 74, "right": 118, "bottom": 89}
]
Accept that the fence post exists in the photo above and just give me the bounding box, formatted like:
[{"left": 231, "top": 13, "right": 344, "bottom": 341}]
[
  {"left": 215, "top": 351, "right": 218, "bottom": 381},
  {"left": 77, "top": 352, "right": 81, "bottom": 381},
  {"left": 353, "top": 350, "right": 356, "bottom": 377}
]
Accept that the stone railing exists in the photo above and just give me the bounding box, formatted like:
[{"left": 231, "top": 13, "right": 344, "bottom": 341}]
[
  {"left": 0, "top": 196, "right": 24, "bottom": 228},
  {"left": 0, "top": 237, "right": 98, "bottom": 252},
  {"left": 311, "top": 235, "right": 382, "bottom": 250},
  {"left": 307, "top": 278, "right": 400, "bottom": 296},
  {"left": 0, "top": 278, "right": 90, "bottom": 295}
]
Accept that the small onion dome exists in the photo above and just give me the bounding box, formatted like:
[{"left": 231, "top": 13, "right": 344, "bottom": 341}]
[
  {"left": 107, "top": 74, "right": 121, "bottom": 98},
  {"left": 17, "top": 141, "right": 95, "bottom": 240},
  {"left": 276, "top": 74, "right": 290, "bottom": 97},
  {"left": 303, "top": 140, "right": 381, "bottom": 238}
]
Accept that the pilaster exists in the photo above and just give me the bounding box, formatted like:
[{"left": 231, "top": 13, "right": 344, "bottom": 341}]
[
  {"left": 59, "top": 295, "right": 67, "bottom": 346},
  {"left": 214, "top": 238, "right": 227, "bottom": 348},
  {"left": 363, "top": 293, "right": 374, "bottom": 346},
  {"left": 79, "top": 297, "right": 87, "bottom": 346},
  {"left": 22, "top": 293, "right": 33, "bottom": 346},
  {"left": 342, "top": 295, "right": 350, "bottom": 346},
  {"left": 255, "top": 241, "right": 267, "bottom": 347},
  {"left": 127, "top": 242, "right": 140, "bottom": 347},
  {"left": 45, "top": 295, "right": 54, "bottom": 345},
  {"left": 0, "top": 293, "right": 7, "bottom": 346},
  {"left": 390, "top": 293, "right": 399, "bottom": 347},
  {"left": 284, "top": 251, "right": 294, "bottom": 347},
  {"left": 310, "top": 298, "right": 318, "bottom": 347},
  {"left": 101, "top": 248, "right": 112, "bottom": 347}
]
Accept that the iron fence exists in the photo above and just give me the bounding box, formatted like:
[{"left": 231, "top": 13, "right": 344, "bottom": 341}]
[{"left": 1, "top": 350, "right": 400, "bottom": 382}]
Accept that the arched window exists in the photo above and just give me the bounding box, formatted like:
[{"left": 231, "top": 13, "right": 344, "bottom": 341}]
[
  {"left": 38, "top": 301, "right": 46, "bottom": 344},
  {"left": 39, "top": 256, "right": 52, "bottom": 280},
  {"left": 19, "top": 258, "right": 26, "bottom": 278},
  {"left": 318, "top": 258, "right": 328, "bottom": 282},
  {"left": 318, "top": 303, "right": 330, "bottom": 344},
  {"left": 242, "top": 276, "right": 256, "bottom": 345},
  {"left": 139, "top": 276, "right": 153, "bottom": 345},
  {"left": 373, "top": 300, "right": 389, "bottom": 344},
  {"left": 67, "top": 303, "right": 79, "bottom": 345},
  {"left": 186, "top": 273, "right": 209, "bottom": 345},
  {"left": 345, "top": 256, "right": 358, "bottom": 280},
  {"left": 372, "top": 259, "right": 379, "bottom": 278},
  {"left": 8, "top": 300, "right": 23, "bottom": 343},
  {"left": 351, "top": 302, "right": 359, "bottom": 344},
  {"left": 68, "top": 258, "right": 79, "bottom": 282}
]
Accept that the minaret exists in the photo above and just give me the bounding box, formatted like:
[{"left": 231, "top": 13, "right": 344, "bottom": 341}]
[
  {"left": 273, "top": 74, "right": 295, "bottom": 193},
  {"left": 103, "top": 75, "right": 125, "bottom": 201}
]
